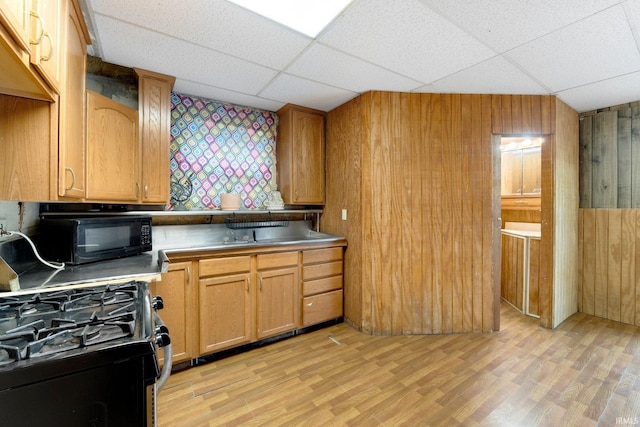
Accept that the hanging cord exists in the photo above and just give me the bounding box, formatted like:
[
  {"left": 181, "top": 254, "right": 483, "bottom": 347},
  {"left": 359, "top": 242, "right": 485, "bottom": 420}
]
[{"left": 0, "top": 227, "right": 65, "bottom": 270}]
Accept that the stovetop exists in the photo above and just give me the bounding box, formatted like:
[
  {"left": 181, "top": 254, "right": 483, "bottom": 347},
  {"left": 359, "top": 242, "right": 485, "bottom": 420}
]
[{"left": 0, "top": 281, "right": 150, "bottom": 367}]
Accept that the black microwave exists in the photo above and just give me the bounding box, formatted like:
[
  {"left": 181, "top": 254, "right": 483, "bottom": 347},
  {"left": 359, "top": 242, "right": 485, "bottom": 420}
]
[{"left": 39, "top": 216, "right": 152, "bottom": 265}]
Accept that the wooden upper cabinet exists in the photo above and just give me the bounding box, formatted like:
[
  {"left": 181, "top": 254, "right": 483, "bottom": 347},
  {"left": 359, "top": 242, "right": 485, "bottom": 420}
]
[
  {"left": 58, "top": 0, "right": 88, "bottom": 198},
  {"left": 276, "top": 104, "right": 326, "bottom": 205},
  {"left": 135, "top": 68, "right": 175, "bottom": 204},
  {"left": 0, "top": 0, "right": 30, "bottom": 51},
  {"left": 29, "top": 0, "right": 62, "bottom": 94},
  {"left": 0, "top": 0, "right": 54, "bottom": 100},
  {"left": 86, "top": 90, "right": 139, "bottom": 201}
]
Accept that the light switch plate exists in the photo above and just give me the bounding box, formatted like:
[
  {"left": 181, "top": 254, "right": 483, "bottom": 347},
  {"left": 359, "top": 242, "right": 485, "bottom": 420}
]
[{"left": 341, "top": 209, "right": 347, "bottom": 221}]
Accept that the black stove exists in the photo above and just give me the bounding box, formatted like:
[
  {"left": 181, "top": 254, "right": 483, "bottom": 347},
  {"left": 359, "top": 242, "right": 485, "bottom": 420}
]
[
  {"left": 0, "top": 280, "right": 170, "bottom": 427},
  {"left": 0, "top": 283, "right": 144, "bottom": 365}
]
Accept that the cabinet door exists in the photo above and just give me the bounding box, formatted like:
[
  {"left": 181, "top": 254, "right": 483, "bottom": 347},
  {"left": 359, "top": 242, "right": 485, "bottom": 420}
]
[
  {"left": 528, "top": 238, "right": 541, "bottom": 317},
  {"left": 154, "top": 261, "right": 196, "bottom": 365},
  {"left": 0, "top": 0, "right": 53, "bottom": 100},
  {"left": 500, "top": 233, "right": 524, "bottom": 311},
  {"left": 256, "top": 266, "right": 299, "bottom": 339},
  {"left": 0, "top": 0, "right": 30, "bottom": 51},
  {"left": 29, "top": 0, "right": 61, "bottom": 93},
  {"left": 57, "top": 0, "right": 86, "bottom": 198},
  {"left": 135, "top": 68, "right": 175, "bottom": 203},
  {"left": 199, "top": 273, "right": 253, "bottom": 354},
  {"left": 86, "top": 90, "right": 139, "bottom": 201},
  {"left": 291, "top": 110, "right": 325, "bottom": 204}
]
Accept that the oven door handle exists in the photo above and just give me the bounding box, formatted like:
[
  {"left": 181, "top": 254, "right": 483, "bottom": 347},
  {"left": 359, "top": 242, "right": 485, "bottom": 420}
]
[{"left": 154, "top": 313, "right": 172, "bottom": 390}]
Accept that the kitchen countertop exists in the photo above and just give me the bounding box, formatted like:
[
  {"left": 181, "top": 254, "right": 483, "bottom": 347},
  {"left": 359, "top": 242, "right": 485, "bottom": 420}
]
[
  {"left": 4, "top": 226, "right": 346, "bottom": 296},
  {"left": 501, "top": 229, "right": 541, "bottom": 238},
  {"left": 6, "top": 252, "right": 162, "bottom": 295}
]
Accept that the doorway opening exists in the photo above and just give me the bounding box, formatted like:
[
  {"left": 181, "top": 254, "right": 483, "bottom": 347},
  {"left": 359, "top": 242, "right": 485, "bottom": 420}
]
[{"left": 498, "top": 135, "right": 545, "bottom": 323}]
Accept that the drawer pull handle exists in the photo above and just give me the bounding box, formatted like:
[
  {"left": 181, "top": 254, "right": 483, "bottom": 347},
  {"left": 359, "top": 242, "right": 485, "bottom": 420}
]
[
  {"left": 30, "top": 11, "right": 44, "bottom": 45},
  {"left": 40, "top": 31, "right": 53, "bottom": 61},
  {"left": 306, "top": 302, "right": 313, "bottom": 306},
  {"left": 64, "top": 167, "right": 76, "bottom": 191},
  {"left": 246, "top": 278, "right": 250, "bottom": 291}
]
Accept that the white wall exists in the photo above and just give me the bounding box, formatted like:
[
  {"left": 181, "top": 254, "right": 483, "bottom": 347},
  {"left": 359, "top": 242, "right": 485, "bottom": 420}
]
[{"left": 0, "top": 201, "right": 40, "bottom": 241}]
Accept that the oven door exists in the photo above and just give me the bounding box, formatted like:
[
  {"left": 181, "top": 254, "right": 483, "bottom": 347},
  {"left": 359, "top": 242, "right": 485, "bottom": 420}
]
[{"left": 0, "top": 342, "right": 158, "bottom": 427}]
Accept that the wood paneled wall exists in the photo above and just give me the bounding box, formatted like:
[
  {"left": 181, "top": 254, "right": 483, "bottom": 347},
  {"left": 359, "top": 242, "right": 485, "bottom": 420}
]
[
  {"left": 579, "top": 102, "right": 640, "bottom": 208},
  {"left": 579, "top": 209, "right": 640, "bottom": 325},
  {"left": 324, "top": 92, "right": 577, "bottom": 334},
  {"left": 552, "top": 99, "right": 580, "bottom": 328}
]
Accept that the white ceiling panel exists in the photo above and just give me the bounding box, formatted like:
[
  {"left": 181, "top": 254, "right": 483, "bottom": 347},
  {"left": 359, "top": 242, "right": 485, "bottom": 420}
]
[
  {"left": 286, "top": 43, "right": 422, "bottom": 92},
  {"left": 259, "top": 74, "right": 358, "bottom": 111},
  {"left": 93, "top": 15, "right": 279, "bottom": 95},
  {"left": 318, "top": 0, "right": 496, "bottom": 83},
  {"left": 88, "top": 0, "right": 311, "bottom": 69},
  {"left": 80, "top": 0, "right": 640, "bottom": 113},
  {"left": 556, "top": 71, "right": 640, "bottom": 112},
  {"left": 421, "top": 0, "right": 624, "bottom": 53},
  {"left": 507, "top": 5, "right": 640, "bottom": 92},
  {"left": 425, "top": 56, "right": 550, "bottom": 95},
  {"left": 173, "top": 80, "right": 284, "bottom": 112}
]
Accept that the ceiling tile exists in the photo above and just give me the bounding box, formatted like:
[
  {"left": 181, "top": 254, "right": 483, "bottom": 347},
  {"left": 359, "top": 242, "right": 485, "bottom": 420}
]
[
  {"left": 425, "top": 56, "right": 549, "bottom": 94},
  {"left": 421, "top": 0, "right": 623, "bottom": 52},
  {"left": 89, "top": 0, "right": 311, "bottom": 69},
  {"left": 173, "top": 80, "right": 285, "bottom": 112},
  {"left": 556, "top": 71, "right": 640, "bottom": 112},
  {"left": 318, "top": 0, "right": 495, "bottom": 84},
  {"left": 506, "top": 5, "right": 640, "bottom": 92},
  {"left": 259, "top": 74, "right": 358, "bottom": 111},
  {"left": 93, "top": 15, "right": 279, "bottom": 95},
  {"left": 286, "top": 43, "right": 422, "bottom": 92}
]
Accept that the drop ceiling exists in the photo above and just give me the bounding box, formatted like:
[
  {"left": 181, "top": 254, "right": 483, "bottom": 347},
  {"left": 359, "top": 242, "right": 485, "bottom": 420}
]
[{"left": 80, "top": 0, "right": 640, "bottom": 113}]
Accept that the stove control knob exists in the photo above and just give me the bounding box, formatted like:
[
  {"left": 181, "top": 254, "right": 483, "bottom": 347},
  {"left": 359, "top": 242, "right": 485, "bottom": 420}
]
[
  {"left": 152, "top": 296, "right": 164, "bottom": 311},
  {"left": 155, "top": 332, "right": 171, "bottom": 348},
  {"left": 155, "top": 325, "right": 169, "bottom": 335}
]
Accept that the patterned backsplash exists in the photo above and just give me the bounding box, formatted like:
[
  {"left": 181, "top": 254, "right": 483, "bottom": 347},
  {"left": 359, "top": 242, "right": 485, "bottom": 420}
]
[{"left": 169, "top": 93, "right": 278, "bottom": 210}]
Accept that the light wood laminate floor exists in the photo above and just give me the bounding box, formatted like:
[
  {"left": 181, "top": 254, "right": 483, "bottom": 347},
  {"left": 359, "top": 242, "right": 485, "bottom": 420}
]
[{"left": 157, "top": 302, "right": 640, "bottom": 426}]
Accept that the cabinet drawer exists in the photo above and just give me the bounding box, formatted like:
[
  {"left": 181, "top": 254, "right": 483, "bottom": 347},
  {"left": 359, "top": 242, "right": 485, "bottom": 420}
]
[
  {"left": 501, "top": 196, "right": 541, "bottom": 211},
  {"left": 303, "top": 261, "right": 342, "bottom": 281},
  {"left": 303, "top": 289, "right": 343, "bottom": 326},
  {"left": 303, "top": 275, "right": 342, "bottom": 296},
  {"left": 257, "top": 251, "right": 298, "bottom": 270},
  {"left": 199, "top": 255, "right": 251, "bottom": 277},
  {"left": 303, "top": 247, "right": 342, "bottom": 265}
]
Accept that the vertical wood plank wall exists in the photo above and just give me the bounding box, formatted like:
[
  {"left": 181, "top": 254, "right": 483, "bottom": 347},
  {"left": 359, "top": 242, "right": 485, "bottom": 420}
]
[
  {"left": 579, "top": 209, "right": 640, "bottom": 325},
  {"left": 579, "top": 102, "right": 640, "bottom": 208},
  {"left": 552, "top": 98, "right": 580, "bottom": 328},
  {"left": 578, "top": 101, "right": 640, "bottom": 326},
  {"left": 324, "top": 92, "right": 570, "bottom": 334}
]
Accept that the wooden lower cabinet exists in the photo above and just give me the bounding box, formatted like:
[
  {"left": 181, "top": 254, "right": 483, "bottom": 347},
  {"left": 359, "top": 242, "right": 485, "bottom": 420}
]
[
  {"left": 501, "top": 231, "right": 541, "bottom": 318},
  {"left": 199, "top": 255, "right": 252, "bottom": 354},
  {"left": 302, "top": 247, "right": 344, "bottom": 326},
  {"left": 200, "top": 272, "right": 253, "bottom": 354},
  {"left": 528, "top": 237, "right": 541, "bottom": 317},
  {"left": 501, "top": 232, "right": 525, "bottom": 311},
  {"left": 256, "top": 251, "right": 299, "bottom": 339},
  {"left": 153, "top": 261, "right": 197, "bottom": 365},
  {"left": 165, "top": 243, "right": 345, "bottom": 362}
]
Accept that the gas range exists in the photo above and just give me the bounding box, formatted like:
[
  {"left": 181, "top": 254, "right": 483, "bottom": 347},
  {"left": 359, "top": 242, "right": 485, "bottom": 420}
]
[
  {"left": 0, "top": 281, "right": 149, "bottom": 366},
  {"left": 0, "top": 280, "right": 171, "bottom": 427}
]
